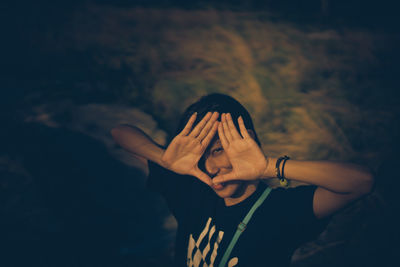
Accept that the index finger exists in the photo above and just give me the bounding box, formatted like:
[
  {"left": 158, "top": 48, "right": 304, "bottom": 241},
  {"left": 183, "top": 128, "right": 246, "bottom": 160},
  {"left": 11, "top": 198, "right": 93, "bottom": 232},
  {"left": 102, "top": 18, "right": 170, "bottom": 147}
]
[
  {"left": 226, "top": 113, "right": 242, "bottom": 139},
  {"left": 197, "top": 112, "right": 219, "bottom": 141},
  {"left": 201, "top": 121, "right": 219, "bottom": 148}
]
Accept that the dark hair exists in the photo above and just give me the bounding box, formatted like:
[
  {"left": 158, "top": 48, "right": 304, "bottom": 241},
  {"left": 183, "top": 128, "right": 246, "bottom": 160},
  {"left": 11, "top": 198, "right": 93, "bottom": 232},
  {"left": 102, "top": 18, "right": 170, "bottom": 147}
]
[{"left": 175, "top": 93, "right": 261, "bottom": 147}]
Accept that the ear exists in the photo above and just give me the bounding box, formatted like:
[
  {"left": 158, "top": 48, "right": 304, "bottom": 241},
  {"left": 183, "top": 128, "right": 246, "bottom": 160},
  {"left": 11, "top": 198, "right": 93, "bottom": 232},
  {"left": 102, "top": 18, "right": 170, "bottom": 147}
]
[
  {"left": 246, "top": 129, "right": 256, "bottom": 140},
  {"left": 246, "top": 129, "right": 263, "bottom": 149}
]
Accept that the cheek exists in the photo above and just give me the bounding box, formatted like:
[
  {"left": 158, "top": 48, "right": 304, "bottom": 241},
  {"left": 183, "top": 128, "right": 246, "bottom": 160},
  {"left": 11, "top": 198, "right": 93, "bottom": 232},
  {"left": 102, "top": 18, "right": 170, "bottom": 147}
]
[
  {"left": 205, "top": 153, "right": 232, "bottom": 174},
  {"left": 220, "top": 152, "right": 230, "bottom": 164}
]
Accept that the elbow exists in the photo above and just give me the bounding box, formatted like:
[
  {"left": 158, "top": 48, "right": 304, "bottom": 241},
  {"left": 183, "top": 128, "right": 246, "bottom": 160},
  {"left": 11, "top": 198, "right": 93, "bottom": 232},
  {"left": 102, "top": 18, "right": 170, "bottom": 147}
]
[
  {"left": 358, "top": 171, "right": 375, "bottom": 196},
  {"left": 111, "top": 127, "right": 126, "bottom": 145},
  {"left": 110, "top": 128, "right": 118, "bottom": 141},
  {"left": 111, "top": 127, "right": 118, "bottom": 139},
  {"left": 111, "top": 126, "right": 124, "bottom": 141}
]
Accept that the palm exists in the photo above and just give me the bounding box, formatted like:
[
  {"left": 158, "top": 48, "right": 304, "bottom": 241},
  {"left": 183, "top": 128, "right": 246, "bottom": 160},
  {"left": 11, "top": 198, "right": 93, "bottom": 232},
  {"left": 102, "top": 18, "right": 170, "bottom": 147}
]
[
  {"left": 225, "top": 139, "right": 266, "bottom": 181},
  {"left": 162, "top": 136, "right": 204, "bottom": 175},
  {"left": 161, "top": 112, "right": 219, "bottom": 186},
  {"left": 213, "top": 113, "right": 267, "bottom": 184}
]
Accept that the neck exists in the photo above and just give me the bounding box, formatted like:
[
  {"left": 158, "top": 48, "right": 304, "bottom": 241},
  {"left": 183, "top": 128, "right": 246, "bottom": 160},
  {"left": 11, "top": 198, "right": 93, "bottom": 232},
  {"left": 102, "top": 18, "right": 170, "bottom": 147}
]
[{"left": 224, "top": 180, "right": 260, "bottom": 206}]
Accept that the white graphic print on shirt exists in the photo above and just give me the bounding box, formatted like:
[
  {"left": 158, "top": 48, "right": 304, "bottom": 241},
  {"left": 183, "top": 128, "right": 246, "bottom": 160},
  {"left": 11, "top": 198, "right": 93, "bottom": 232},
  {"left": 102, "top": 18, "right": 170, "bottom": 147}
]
[{"left": 187, "top": 217, "right": 238, "bottom": 267}]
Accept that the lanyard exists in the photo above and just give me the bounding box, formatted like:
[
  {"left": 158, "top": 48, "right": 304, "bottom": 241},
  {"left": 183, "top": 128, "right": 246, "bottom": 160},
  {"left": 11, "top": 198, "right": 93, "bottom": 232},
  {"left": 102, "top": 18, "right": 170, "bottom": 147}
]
[{"left": 218, "top": 186, "right": 272, "bottom": 267}]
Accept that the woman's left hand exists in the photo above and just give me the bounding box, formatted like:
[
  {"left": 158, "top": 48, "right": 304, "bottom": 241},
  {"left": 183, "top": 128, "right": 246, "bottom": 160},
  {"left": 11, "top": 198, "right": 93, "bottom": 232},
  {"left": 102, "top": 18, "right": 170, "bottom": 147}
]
[{"left": 212, "top": 113, "right": 268, "bottom": 184}]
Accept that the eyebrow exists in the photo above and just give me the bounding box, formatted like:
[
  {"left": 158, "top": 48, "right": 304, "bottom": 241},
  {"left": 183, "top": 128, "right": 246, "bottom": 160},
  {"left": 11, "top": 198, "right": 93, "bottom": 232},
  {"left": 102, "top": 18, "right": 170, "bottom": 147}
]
[
  {"left": 210, "top": 139, "right": 221, "bottom": 148},
  {"left": 204, "top": 139, "right": 221, "bottom": 157}
]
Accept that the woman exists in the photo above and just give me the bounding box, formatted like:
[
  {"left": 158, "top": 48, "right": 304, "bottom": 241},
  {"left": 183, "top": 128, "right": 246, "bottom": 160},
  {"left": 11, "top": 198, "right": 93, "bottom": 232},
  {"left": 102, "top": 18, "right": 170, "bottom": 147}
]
[{"left": 111, "top": 93, "right": 373, "bottom": 267}]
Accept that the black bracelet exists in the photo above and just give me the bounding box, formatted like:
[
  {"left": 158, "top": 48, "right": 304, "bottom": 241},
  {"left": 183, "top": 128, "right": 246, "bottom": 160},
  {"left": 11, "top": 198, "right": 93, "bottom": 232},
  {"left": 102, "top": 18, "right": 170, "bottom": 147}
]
[
  {"left": 281, "top": 156, "right": 290, "bottom": 179},
  {"left": 275, "top": 155, "right": 289, "bottom": 179},
  {"left": 275, "top": 155, "right": 290, "bottom": 187}
]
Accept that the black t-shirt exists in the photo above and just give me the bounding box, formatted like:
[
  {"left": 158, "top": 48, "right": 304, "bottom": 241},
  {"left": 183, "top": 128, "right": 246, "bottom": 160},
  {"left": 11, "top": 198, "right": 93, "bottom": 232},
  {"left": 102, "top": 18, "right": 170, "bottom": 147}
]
[{"left": 147, "top": 162, "right": 326, "bottom": 267}]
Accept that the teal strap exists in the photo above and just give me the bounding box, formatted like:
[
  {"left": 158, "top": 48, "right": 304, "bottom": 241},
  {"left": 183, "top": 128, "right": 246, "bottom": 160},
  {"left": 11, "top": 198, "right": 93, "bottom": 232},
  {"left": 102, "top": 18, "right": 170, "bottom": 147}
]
[{"left": 218, "top": 187, "right": 272, "bottom": 267}]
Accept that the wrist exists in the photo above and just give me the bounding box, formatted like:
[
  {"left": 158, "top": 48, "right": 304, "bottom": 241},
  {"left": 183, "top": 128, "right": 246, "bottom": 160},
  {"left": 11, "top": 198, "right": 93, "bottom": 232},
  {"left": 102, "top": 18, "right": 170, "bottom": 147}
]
[
  {"left": 158, "top": 149, "right": 169, "bottom": 169},
  {"left": 262, "top": 157, "right": 278, "bottom": 178}
]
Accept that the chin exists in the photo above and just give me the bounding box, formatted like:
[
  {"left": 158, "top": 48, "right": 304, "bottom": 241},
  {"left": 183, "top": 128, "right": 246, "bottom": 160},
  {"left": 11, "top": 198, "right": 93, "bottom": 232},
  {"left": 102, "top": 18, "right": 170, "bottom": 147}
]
[{"left": 212, "top": 181, "right": 243, "bottom": 199}]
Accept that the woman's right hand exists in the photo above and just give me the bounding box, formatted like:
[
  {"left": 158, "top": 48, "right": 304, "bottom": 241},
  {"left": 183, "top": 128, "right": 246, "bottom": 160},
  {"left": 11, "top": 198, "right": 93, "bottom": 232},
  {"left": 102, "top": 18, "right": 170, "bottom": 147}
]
[{"left": 161, "top": 111, "right": 219, "bottom": 186}]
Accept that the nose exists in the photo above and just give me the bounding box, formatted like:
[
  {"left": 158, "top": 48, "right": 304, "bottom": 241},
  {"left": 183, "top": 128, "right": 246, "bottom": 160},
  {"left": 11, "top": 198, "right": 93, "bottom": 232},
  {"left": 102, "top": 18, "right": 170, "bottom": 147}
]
[
  {"left": 205, "top": 155, "right": 232, "bottom": 178},
  {"left": 209, "top": 169, "right": 220, "bottom": 179},
  {"left": 205, "top": 159, "right": 220, "bottom": 178}
]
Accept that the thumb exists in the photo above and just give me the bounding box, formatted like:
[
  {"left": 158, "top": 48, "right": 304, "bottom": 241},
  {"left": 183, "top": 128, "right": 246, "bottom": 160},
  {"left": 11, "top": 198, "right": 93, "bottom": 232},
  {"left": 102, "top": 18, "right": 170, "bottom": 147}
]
[
  {"left": 192, "top": 169, "right": 213, "bottom": 186},
  {"left": 212, "top": 172, "right": 238, "bottom": 184}
]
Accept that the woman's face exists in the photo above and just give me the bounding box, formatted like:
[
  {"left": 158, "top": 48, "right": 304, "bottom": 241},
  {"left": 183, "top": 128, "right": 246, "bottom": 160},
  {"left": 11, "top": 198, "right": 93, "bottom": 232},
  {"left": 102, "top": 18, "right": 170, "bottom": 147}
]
[{"left": 203, "top": 138, "right": 246, "bottom": 199}]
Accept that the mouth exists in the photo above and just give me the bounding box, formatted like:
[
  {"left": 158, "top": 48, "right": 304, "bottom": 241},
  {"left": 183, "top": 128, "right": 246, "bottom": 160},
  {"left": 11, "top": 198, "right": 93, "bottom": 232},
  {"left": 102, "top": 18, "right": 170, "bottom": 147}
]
[
  {"left": 212, "top": 182, "right": 225, "bottom": 191},
  {"left": 209, "top": 172, "right": 223, "bottom": 190}
]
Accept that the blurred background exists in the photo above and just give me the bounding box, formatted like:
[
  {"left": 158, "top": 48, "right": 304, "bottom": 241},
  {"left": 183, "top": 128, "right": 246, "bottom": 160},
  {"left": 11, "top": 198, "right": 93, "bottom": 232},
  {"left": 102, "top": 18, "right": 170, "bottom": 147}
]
[{"left": 1, "top": 0, "right": 400, "bottom": 266}]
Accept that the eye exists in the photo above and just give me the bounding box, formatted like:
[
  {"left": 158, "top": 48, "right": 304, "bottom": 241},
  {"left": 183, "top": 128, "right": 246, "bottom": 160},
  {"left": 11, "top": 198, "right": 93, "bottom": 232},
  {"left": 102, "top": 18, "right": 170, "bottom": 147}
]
[{"left": 211, "top": 147, "right": 223, "bottom": 156}]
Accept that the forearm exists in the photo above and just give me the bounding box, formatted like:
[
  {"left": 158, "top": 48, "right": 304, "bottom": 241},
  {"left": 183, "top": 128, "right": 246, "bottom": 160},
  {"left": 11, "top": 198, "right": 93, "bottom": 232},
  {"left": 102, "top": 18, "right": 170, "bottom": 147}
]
[
  {"left": 263, "top": 157, "right": 374, "bottom": 195},
  {"left": 111, "top": 125, "right": 165, "bottom": 166}
]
